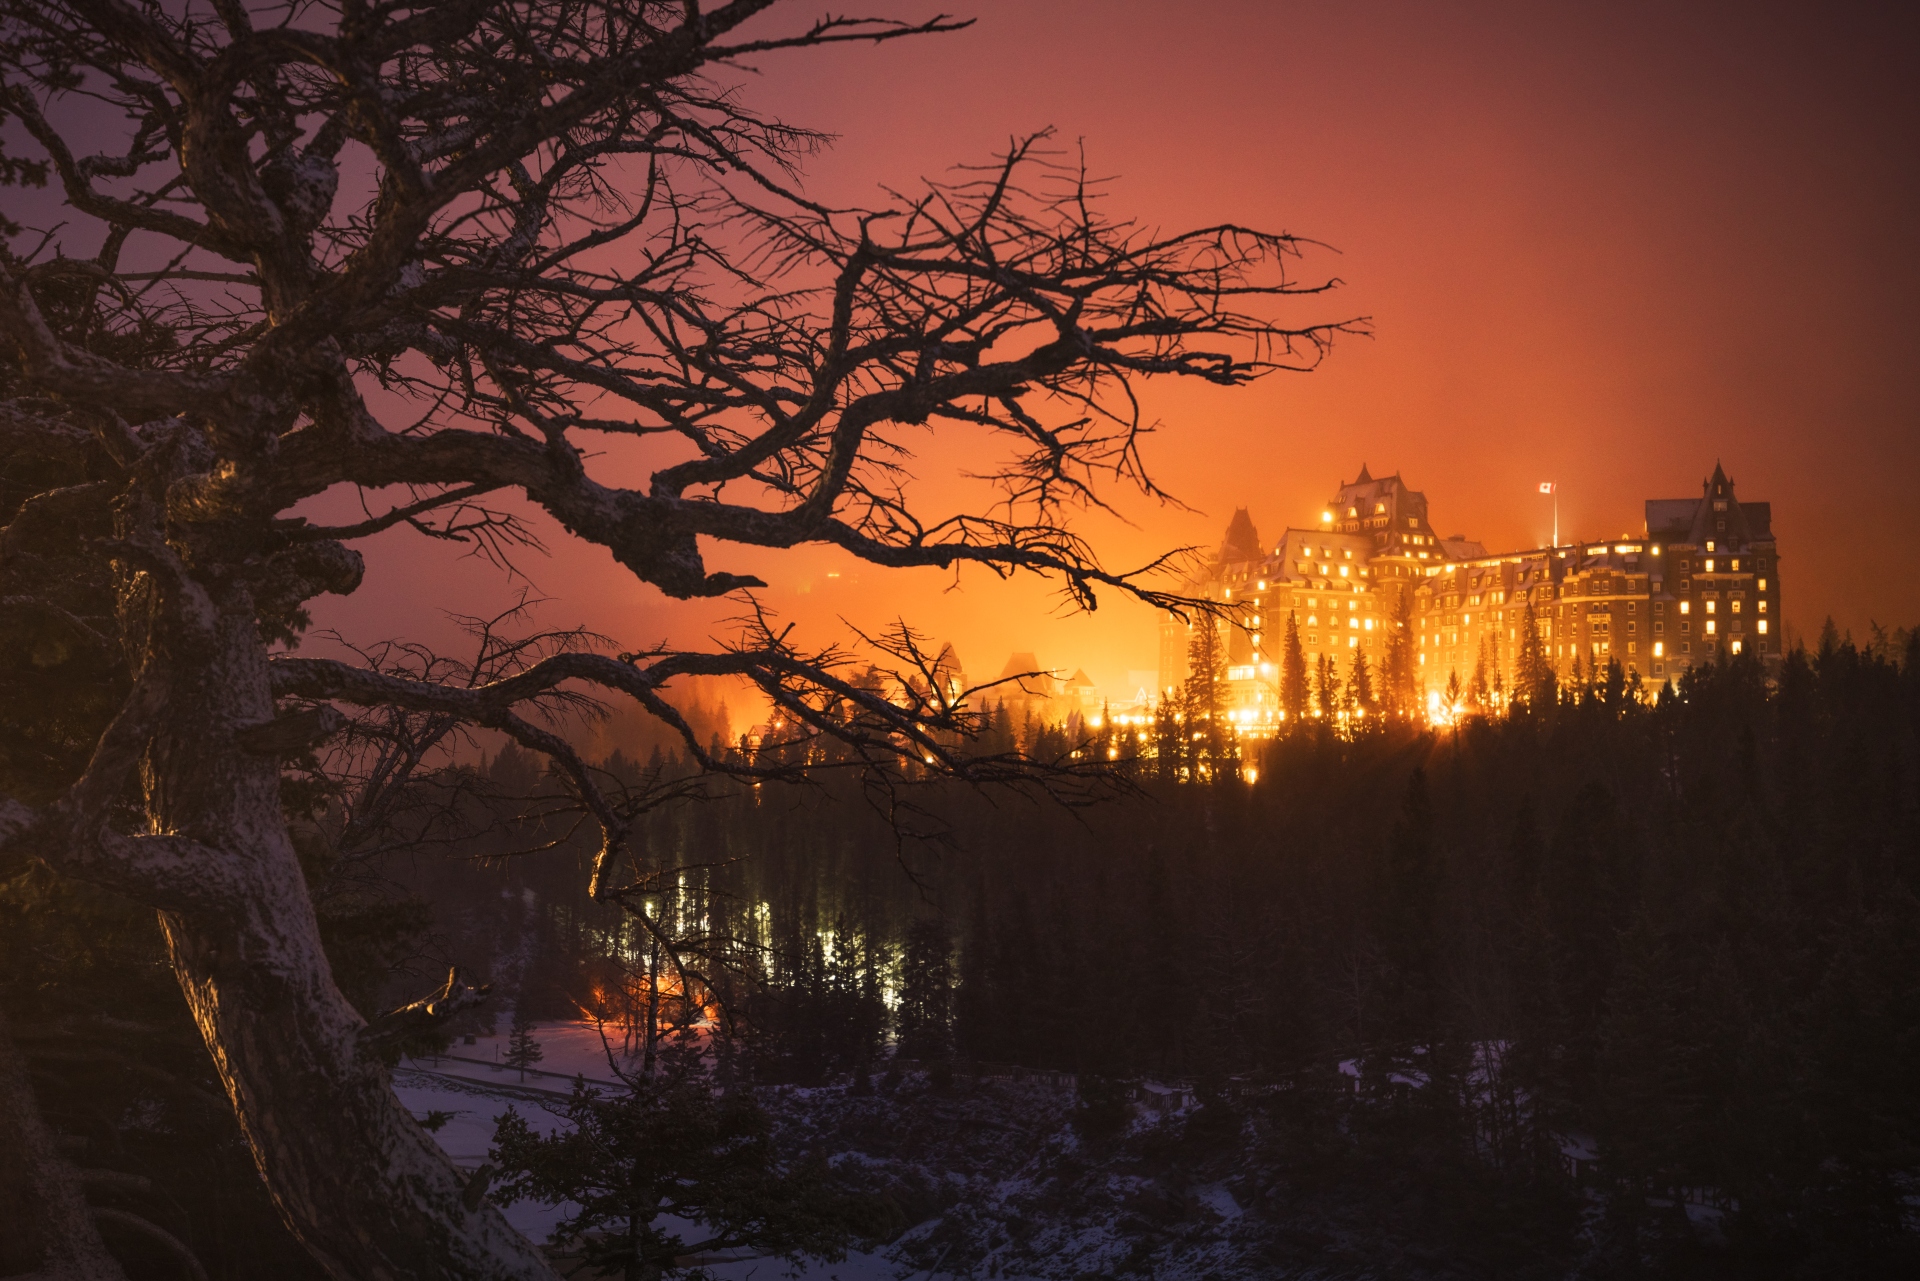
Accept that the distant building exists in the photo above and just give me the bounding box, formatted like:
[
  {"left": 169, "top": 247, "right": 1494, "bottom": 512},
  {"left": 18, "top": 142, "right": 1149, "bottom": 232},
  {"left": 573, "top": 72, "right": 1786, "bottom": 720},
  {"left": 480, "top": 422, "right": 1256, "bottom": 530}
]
[{"left": 1163, "top": 463, "right": 1781, "bottom": 722}]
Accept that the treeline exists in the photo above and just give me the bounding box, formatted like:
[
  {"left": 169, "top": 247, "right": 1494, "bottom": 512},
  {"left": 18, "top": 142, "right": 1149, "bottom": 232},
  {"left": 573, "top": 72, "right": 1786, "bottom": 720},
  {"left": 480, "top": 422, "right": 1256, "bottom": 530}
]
[
  {"left": 11, "top": 629, "right": 1914, "bottom": 1276},
  {"left": 432, "top": 632, "right": 1920, "bottom": 1275}
]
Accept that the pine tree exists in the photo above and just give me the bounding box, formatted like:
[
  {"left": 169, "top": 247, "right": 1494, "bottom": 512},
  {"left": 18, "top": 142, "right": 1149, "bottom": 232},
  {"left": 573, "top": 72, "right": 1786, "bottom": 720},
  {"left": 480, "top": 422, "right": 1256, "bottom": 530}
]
[
  {"left": 1602, "top": 657, "right": 1626, "bottom": 708},
  {"left": 1184, "top": 618, "right": 1229, "bottom": 776},
  {"left": 1281, "top": 611, "right": 1310, "bottom": 727},
  {"left": 1347, "top": 650, "right": 1377, "bottom": 721},
  {"left": 1514, "top": 598, "right": 1556, "bottom": 709},
  {"left": 506, "top": 1008, "right": 544, "bottom": 1081},
  {"left": 1382, "top": 589, "right": 1418, "bottom": 717},
  {"left": 1315, "top": 653, "right": 1340, "bottom": 723},
  {"left": 895, "top": 920, "right": 954, "bottom": 1061},
  {"left": 491, "top": 1036, "right": 868, "bottom": 1281},
  {"left": 1469, "top": 639, "right": 1491, "bottom": 711}
]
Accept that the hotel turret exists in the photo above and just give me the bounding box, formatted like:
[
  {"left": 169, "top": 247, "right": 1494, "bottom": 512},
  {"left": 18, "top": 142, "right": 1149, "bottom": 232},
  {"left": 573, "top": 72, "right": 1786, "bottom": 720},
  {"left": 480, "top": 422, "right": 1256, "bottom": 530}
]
[{"left": 1162, "top": 463, "right": 1780, "bottom": 724}]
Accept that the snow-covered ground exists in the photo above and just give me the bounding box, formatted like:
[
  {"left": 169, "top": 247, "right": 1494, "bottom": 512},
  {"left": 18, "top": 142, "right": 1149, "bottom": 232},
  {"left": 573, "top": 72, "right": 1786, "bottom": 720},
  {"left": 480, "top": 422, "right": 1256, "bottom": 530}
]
[{"left": 395, "top": 1018, "right": 1046, "bottom": 1280}]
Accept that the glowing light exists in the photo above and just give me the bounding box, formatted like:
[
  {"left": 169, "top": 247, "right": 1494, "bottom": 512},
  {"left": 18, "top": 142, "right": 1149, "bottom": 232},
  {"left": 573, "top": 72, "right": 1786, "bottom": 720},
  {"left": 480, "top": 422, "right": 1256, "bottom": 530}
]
[{"left": 1321, "top": 511, "right": 1333, "bottom": 523}]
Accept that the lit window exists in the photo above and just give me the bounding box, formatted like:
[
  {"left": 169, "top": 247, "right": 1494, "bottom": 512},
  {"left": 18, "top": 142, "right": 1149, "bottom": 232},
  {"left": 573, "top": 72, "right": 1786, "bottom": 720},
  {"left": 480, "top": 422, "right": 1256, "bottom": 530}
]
[
  {"left": 1731, "top": 640, "right": 1742, "bottom": 655},
  {"left": 1344, "top": 550, "right": 1353, "bottom": 560},
  {"left": 1758, "top": 620, "right": 1768, "bottom": 635},
  {"left": 1706, "top": 620, "right": 1717, "bottom": 634},
  {"left": 1704, "top": 559, "right": 1715, "bottom": 572},
  {"left": 1731, "top": 559, "right": 1741, "bottom": 571},
  {"left": 1653, "top": 641, "right": 1664, "bottom": 657},
  {"left": 1731, "top": 600, "right": 1741, "bottom": 613},
  {"left": 1758, "top": 600, "right": 1767, "bottom": 613},
  {"left": 1339, "top": 566, "right": 1349, "bottom": 577},
  {"left": 1758, "top": 578, "right": 1768, "bottom": 591},
  {"left": 1706, "top": 541, "right": 1716, "bottom": 552},
  {"left": 1706, "top": 601, "right": 1715, "bottom": 613},
  {"left": 1679, "top": 601, "right": 1690, "bottom": 614}
]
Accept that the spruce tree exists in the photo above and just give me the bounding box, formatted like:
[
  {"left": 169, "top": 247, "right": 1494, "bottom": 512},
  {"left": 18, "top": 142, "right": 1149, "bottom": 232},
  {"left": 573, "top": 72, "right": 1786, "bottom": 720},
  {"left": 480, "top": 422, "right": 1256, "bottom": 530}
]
[
  {"left": 1315, "top": 653, "right": 1340, "bottom": 722},
  {"left": 1382, "top": 589, "right": 1419, "bottom": 717},
  {"left": 1515, "top": 599, "right": 1557, "bottom": 709},
  {"left": 1281, "top": 612, "right": 1310, "bottom": 727},
  {"left": 896, "top": 920, "right": 955, "bottom": 1061},
  {"left": 1348, "top": 650, "right": 1377, "bottom": 720},
  {"left": 491, "top": 1037, "right": 868, "bottom": 1281},
  {"left": 1184, "top": 619, "right": 1229, "bottom": 776},
  {"left": 506, "top": 1009, "right": 544, "bottom": 1081}
]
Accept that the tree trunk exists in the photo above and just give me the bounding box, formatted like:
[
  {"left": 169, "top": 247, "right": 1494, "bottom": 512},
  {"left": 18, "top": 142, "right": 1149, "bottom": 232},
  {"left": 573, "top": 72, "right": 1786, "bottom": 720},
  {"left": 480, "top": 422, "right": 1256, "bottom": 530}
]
[
  {"left": 143, "top": 594, "right": 558, "bottom": 1281},
  {"left": 0, "top": 1008, "right": 131, "bottom": 1281}
]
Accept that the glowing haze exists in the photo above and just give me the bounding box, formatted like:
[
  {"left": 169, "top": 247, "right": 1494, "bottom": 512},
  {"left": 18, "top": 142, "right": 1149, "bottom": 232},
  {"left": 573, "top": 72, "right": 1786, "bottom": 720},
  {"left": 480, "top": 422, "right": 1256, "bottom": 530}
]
[{"left": 316, "top": 0, "right": 1920, "bottom": 702}]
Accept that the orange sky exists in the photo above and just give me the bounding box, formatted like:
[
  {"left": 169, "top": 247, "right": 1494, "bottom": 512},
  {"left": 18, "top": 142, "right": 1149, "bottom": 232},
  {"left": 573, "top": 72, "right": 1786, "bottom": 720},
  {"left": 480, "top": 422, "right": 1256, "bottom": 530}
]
[{"left": 316, "top": 0, "right": 1920, "bottom": 698}]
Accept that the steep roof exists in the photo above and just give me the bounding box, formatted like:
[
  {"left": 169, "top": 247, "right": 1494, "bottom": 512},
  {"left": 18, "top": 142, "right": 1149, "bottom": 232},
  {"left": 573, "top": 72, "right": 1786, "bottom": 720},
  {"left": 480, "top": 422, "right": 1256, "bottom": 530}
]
[
  {"left": 1643, "top": 463, "right": 1772, "bottom": 545},
  {"left": 1217, "top": 507, "right": 1263, "bottom": 564},
  {"left": 998, "top": 651, "right": 1042, "bottom": 681}
]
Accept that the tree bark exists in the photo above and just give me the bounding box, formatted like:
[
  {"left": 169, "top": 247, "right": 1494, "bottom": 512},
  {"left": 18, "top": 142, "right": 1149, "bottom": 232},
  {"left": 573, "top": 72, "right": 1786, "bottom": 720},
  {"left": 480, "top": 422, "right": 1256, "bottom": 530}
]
[
  {"left": 0, "top": 1007, "right": 131, "bottom": 1281},
  {"left": 142, "top": 594, "right": 558, "bottom": 1281}
]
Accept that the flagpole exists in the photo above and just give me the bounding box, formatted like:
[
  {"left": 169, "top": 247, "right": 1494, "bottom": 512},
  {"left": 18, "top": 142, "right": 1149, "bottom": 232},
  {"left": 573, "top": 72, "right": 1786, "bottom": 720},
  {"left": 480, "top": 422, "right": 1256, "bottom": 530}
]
[{"left": 1553, "top": 490, "right": 1558, "bottom": 548}]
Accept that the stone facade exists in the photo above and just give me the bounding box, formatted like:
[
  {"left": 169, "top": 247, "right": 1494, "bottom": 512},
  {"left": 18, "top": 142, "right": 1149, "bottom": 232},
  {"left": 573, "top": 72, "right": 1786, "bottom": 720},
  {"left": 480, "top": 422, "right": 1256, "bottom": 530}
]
[{"left": 1161, "top": 463, "right": 1781, "bottom": 721}]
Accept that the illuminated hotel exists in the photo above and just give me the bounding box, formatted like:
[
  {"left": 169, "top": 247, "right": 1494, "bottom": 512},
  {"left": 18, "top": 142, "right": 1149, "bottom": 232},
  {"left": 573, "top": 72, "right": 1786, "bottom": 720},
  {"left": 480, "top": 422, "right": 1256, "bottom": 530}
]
[{"left": 1160, "top": 463, "right": 1781, "bottom": 722}]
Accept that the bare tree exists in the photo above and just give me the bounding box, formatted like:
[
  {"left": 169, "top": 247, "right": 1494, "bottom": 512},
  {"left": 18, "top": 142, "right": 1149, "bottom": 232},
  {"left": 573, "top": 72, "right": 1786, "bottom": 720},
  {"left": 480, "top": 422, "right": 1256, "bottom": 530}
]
[{"left": 0, "top": 2, "right": 1357, "bottom": 1276}]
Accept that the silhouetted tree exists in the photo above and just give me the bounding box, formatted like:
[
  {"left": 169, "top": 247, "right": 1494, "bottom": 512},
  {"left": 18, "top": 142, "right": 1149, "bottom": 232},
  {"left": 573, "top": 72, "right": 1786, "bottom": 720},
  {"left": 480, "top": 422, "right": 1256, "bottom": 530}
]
[
  {"left": 0, "top": 2, "right": 1353, "bottom": 1272},
  {"left": 1282, "top": 612, "right": 1310, "bottom": 725}
]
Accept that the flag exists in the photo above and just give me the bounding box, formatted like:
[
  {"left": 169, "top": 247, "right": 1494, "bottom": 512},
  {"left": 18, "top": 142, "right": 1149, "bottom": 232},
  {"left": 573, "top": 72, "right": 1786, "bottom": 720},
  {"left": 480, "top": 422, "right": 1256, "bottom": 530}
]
[{"left": 1538, "top": 482, "right": 1556, "bottom": 494}]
